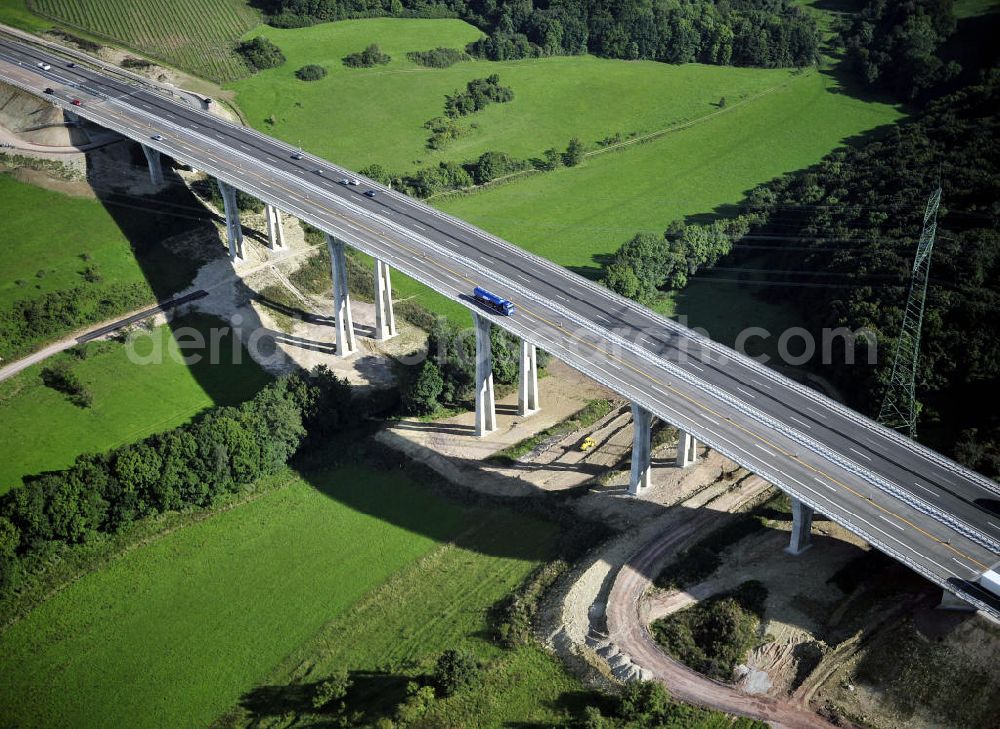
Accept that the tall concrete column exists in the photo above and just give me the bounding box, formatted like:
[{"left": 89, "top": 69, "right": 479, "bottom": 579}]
[
  {"left": 325, "top": 234, "right": 356, "bottom": 357},
  {"left": 216, "top": 180, "right": 244, "bottom": 260},
  {"left": 676, "top": 430, "right": 698, "bottom": 468},
  {"left": 264, "top": 204, "right": 286, "bottom": 249},
  {"left": 786, "top": 497, "right": 814, "bottom": 555},
  {"left": 141, "top": 144, "right": 164, "bottom": 188},
  {"left": 374, "top": 258, "right": 397, "bottom": 340},
  {"left": 473, "top": 312, "right": 496, "bottom": 437},
  {"left": 518, "top": 340, "right": 539, "bottom": 417},
  {"left": 629, "top": 403, "right": 653, "bottom": 495}
]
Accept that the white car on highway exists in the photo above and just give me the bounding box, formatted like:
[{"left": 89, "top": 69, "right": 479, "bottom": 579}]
[{"left": 37, "top": 62, "right": 51, "bottom": 71}]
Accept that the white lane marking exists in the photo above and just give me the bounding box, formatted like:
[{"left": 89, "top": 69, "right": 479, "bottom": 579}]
[
  {"left": 688, "top": 363, "right": 704, "bottom": 373},
  {"left": 814, "top": 477, "right": 836, "bottom": 492},
  {"left": 805, "top": 406, "right": 826, "bottom": 419},
  {"left": 913, "top": 482, "right": 941, "bottom": 499},
  {"left": 879, "top": 514, "right": 904, "bottom": 531},
  {"left": 514, "top": 273, "right": 531, "bottom": 283},
  {"left": 849, "top": 447, "right": 872, "bottom": 461},
  {"left": 989, "top": 522, "right": 1000, "bottom": 532},
  {"left": 555, "top": 294, "right": 570, "bottom": 302},
  {"left": 752, "top": 378, "right": 772, "bottom": 391},
  {"left": 736, "top": 386, "right": 756, "bottom": 399},
  {"left": 413, "top": 224, "right": 426, "bottom": 231},
  {"left": 780, "top": 473, "right": 810, "bottom": 490},
  {"left": 952, "top": 557, "right": 976, "bottom": 573},
  {"left": 789, "top": 415, "right": 812, "bottom": 429},
  {"left": 239, "top": 144, "right": 251, "bottom": 150},
  {"left": 754, "top": 443, "right": 771, "bottom": 454}
]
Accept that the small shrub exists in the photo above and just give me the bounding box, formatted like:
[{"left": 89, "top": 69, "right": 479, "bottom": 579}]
[
  {"left": 40, "top": 361, "right": 92, "bottom": 408},
  {"left": 402, "top": 360, "right": 444, "bottom": 415},
  {"left": 406, "top": 47, "right": 468, "bottom": 68},
  {"left": 444, "top": 74, "right": 513, "bottom": 118},
  {"left": 343, "top": 44, "right": 390, "bottom": 68},
  {"left": 237, "top": 36, "right": 285, "bottom": 71},
  {"left": 563, "top": 137, "right": 585, "bottom": 167},
  {"left": 295, "top": 64, "right": 327, "bottom": 81},
  {"left": 121, "top": 57, "right": 152, "bottom": 69},
  {"left": 80, "top": 265, "right": 102, "bottom": 283},
  {"left": 311, "top": 667, "right": 351, "bottom": 711},
  {"left": 432, "top": 649, "right": 480, "bottom": 696}
]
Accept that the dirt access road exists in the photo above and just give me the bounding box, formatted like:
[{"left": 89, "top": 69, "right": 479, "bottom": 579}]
[{"left": 605, "top": 487, "right": 837, "bottom": 729}]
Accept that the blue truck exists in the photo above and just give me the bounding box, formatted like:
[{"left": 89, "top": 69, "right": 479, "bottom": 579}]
[{"left": 473, "top": 287, "right": 514, "bottom": 316}]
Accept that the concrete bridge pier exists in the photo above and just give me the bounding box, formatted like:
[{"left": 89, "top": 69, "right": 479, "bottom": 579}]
[
  {"left": 216, "top": 180, "right": 244, "bottom": 260},
  {"left": 518, "top": 340, "right": 539, "bottom": 417},
  {"left": 676, "top": 430, "right": 698, "bottom": 468},
  {"left": 786, "top": 497, "right": 814, "bottom": 555},
  {"left": 938, "top": 590, "right": 975, "bottom": 611},
  {"left": 629, "top": 403, "right": 653, "bottom": 495},
  {"left": 325, "top": 234, "right": 356, "bottom": 357},
  {"left": 473, "top": 312, "right": 496, "bottom": 436},
  {"left": 374, "top": 259, "right": 397, "bottom": 340},
  {"left": 140, "top": 144, "right": 164, "bottom": 188},
  {"left": 264, "top": 204, "right": 286, "bottom": 250}
]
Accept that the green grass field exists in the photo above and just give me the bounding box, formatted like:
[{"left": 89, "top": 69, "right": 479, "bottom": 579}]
[
  {"left": 25, "top": 0, "right": 260, "bottom": 81},
  {"left": 229, "top": 18, "right": 903, "bottom": 325},
  {"left": 0, "top": 174, "right": 149, "bottom": 312},
  {"left": 0, "top": 314, "right": 271, "bottom": 492},
  {"left": 0, "top": 465, "right": 567, "bottom": 728},
  {"left": 0, "top": 0, "right": 50, "bottom": 31},
  {"left": 232, "top": 18, "right": 800, "bottom": 174}
]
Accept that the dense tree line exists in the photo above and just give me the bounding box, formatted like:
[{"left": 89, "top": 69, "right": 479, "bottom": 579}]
[
  {"left": 600, "top": 216, "right": 755, "bottom": 305},
  {"left": 841, "top": 0, "right": 960, "bottom": 100},
  {"left": 359, "top": 136, "right": 586, "bottom": 197},
  {"left": 675, "top": 75, "right": 1000, "bottom": 474},
  {"left": 259, "top": 0, "right": 819, "bottom": 68},
  {"left": 401, "top": 318, "right": 548, "bottom": 414},
  {"left": 0, "top": 366, "right": 354, "bottom": 594},
  {"left": 0, "top": 281, "right": 153, "bottom": 361}
]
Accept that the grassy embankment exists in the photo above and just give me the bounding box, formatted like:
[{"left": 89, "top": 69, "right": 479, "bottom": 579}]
[
  {"left": 230, "top": 18, "right": 904, "bottom": 333},
  {"left": 0, "top": 174, "right": 163, "bottom": 314},
  {"left": 0, "top": 0, "right": 49, "bottom": 31},
  {"left": 0, "top": 314, "right": 272, "bottom": 492},
  {"left": 0, "top": 463, "right": 581, "bottom": 728}
]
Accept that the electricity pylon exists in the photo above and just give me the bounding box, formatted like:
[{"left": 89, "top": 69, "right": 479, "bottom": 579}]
[{"left": 877, "top": 187, "right": 942, "bottom": 438}]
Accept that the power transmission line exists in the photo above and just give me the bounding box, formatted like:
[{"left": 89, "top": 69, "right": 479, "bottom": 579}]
[{"left": 877, "top": 187, "right": 943, "bottom": 438}]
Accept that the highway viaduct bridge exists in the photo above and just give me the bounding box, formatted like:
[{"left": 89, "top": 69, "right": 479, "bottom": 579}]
[{"left": 1, "top": 25, "right": 998, "bottom": 620}]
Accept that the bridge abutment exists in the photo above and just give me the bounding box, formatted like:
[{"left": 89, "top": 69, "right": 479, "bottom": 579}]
[
  {"left": 141, "top": 144, "right": 164, "bottom": 188},
  {"left": 518, "top": 340, "right": 539, "bottom": 417},
  {"left": 325, "top": 234, "right": 357, "bottom": 357},
  {"left": 374, "top": 258, "right": 397, "bottom": 340},
  {"left": 473, "top": 312, "right": 496, "bottom": 436},
  {"left": 264, "top": 203, "right": 286, "bottom": 250},
  {"left": 629, "top": 403, "right": 653, "bottom": 495},
  {"left": 785, "top": 497, "right": 814, "bottom": 555},
  {"left": 676, "top": 430, "right": 698, "bottom": 468},
  {"left": 216, "top": 180, "right": 244, "bottom": 260}
]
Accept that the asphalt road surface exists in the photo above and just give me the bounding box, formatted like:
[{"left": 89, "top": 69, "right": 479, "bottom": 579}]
[{"left": 1, "top": 25, "right": 997, "bottom": 617}]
